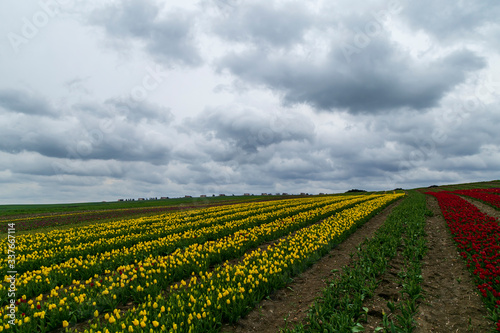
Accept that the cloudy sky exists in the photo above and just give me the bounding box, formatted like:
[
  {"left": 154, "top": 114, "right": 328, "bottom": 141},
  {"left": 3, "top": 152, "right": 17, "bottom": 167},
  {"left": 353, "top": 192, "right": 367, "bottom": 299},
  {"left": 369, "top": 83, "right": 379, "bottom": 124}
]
[{"left": 0, "top": 0, "right": 499, "bottom": 204}]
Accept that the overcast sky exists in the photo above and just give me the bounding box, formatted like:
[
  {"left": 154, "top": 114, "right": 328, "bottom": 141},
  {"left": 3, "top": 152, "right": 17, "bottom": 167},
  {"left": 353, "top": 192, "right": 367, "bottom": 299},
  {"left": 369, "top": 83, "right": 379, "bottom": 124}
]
[{"left": 0, "top": 0, "right": 499, "bottom": 204}]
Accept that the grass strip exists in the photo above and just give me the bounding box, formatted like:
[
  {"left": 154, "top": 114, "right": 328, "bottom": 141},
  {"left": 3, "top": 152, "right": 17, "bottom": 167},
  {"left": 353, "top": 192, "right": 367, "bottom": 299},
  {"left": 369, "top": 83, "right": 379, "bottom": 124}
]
[{"left": 377, "top": 192, "right": 429, "bottom": 332}]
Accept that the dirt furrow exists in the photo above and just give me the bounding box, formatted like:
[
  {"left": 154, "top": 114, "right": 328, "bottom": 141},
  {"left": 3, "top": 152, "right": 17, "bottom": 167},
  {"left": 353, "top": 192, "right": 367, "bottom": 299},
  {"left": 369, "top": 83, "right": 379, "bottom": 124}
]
[{"left": 414, "top": 195, "right": 491, "bottom": 332}]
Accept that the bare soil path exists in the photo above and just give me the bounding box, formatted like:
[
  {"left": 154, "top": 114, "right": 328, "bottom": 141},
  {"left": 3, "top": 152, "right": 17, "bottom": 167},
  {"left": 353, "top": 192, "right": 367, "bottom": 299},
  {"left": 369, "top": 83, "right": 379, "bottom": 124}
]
[
  {"left": 414, "top": 195, "right": 491, "bottom": 332},
  {"left": 221, "top": 199, "right": 403, "bottom": 333}
]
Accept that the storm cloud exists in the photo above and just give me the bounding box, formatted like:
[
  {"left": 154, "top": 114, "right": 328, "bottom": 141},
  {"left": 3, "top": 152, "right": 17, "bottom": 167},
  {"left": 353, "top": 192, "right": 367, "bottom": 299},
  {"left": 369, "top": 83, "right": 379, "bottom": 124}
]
[
  {"left": 0, "top": 0, "right": 498, "bottom": 203},
  {"left": 0, "top": 89, "right": 58, "bottom": 117},
  {"left": 89, "top": 0, "right": 202, "bottom": 66}
]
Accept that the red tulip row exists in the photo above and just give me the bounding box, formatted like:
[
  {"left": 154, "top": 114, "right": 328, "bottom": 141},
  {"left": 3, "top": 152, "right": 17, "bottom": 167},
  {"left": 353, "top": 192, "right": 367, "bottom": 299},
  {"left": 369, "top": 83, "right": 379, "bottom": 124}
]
[
  {"left": 427, "top": 191, "right": 500, "bottom": 330},
  {"left": 480, "top": 188, "right": 500, "bottom": 194},
  {"left": 450, "top": 188, "right": 500, "bottom": 209}
]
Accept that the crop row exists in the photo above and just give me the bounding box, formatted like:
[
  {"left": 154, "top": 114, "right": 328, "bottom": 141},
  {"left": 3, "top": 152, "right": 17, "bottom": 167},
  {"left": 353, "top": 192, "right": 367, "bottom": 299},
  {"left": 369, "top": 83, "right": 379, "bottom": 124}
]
[
  {"left": 1, "top": 196, "right": 361, "bottom": 306},
  {"left": 3, "top": 195, "right": 378, "bottom": 332},
  {"left": 451, "top": 188, "right": 500, "bottom": 209},
  {"left": 2, "top": 196, "right": 321, "bottom": 256},
  {"left": 58, "top": 193, "right": 403, "bottom": 333},
  {"left": 0, "top": 203, "right": 235, "bottom": 233},
  {"left": 427, "top": 191, "right": 500, "bottom": 331},
  {"left": 1, "top": 197, "right": 334, "bottom": 274}
]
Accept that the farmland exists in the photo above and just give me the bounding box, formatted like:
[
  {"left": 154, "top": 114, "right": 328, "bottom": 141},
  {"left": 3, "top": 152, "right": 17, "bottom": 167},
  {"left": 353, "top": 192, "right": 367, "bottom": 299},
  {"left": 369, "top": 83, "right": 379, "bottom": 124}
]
[
  {"left": 1, "top": 181, "right": 500, "bottom": 332},
  {"left": 0, "top": 195, "right": 290, "bottom": 233}
]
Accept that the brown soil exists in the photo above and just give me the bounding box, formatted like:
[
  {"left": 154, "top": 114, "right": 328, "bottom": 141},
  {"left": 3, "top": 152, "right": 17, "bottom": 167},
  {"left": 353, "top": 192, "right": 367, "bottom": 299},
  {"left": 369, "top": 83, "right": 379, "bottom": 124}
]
[
  {"left": 361, "top": 195, "right": 492, "bottom": 332},
  {"left": 413, "top": 195, "right": 491, "bottom": 332},
  {"left": 220, "top": 199, "right": 403, "bottom": 333}
]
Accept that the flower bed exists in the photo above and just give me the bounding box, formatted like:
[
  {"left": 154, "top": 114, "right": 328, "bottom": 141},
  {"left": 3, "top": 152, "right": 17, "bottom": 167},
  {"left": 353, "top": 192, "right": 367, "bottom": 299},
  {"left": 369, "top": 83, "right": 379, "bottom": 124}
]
[{"left": 427, "top": 191, "right": 500, "bottom": 330}]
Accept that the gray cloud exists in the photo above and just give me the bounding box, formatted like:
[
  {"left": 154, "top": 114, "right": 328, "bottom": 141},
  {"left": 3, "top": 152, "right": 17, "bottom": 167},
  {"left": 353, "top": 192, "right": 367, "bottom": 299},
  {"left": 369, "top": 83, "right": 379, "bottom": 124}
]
[
  {"left": 89, "top": 0, "right": 201, "bottom": 66},
  {"left": 401, "top": 1, "right": 500, "bottom": 42},
  {"left": 0, "top": 98, "right": 174, "bottom": 165},
  {"left": 1, "top": 0, "right": 499, "bottom": 203},
  {"left": 103, "top": 98, "right": 174, "bottom": 124},
  {"left": 0, "top": 89, "right": 57, "bottom": 117},
  {"left": 207, "top": 0, "right": 488, "bottom": 114},
  {"left": 183, "top": 107, "right": 315, "bottom": 156},
  {"left": 218, "top": 42, "right": 486, "bottom": 113},
  {"left": 212, "top": 1, "right": 313, "bottom": 47}
]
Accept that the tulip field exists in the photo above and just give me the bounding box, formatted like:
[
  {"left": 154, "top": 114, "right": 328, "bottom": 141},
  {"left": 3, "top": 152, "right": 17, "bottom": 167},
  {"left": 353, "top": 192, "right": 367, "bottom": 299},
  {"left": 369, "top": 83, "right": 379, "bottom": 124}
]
[
  {"left": 1, "top": 181, "right": 500, "bottom": 332},
  {"left": 448, "top": 188, "right": 500, "bottom": 209},
  {"left": 1, "top": 193, "right": 404, "bottom": 332}
]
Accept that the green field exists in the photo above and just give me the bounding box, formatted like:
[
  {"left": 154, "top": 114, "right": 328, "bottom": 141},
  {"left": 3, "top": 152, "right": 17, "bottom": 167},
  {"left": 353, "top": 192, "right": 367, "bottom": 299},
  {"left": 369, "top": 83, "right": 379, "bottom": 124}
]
[
  {"left": 416, "top": 179, "right": 500, "bottom": 192},
  {"left": 0, "top": 195, "right": 282, "bottom": 218}
]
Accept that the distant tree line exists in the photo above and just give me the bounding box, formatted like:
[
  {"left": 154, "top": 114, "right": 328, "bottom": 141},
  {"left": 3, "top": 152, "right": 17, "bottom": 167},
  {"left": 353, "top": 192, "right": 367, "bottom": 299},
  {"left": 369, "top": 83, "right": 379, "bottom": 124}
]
[{"left": 345, "top": 189, "right": 367, "bottom": 193}]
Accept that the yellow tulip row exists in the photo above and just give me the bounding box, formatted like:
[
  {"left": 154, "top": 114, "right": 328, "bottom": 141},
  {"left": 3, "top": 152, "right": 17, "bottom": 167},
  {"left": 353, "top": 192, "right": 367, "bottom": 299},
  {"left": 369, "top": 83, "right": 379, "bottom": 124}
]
[
  {"left": 3, "top": 197, "right": 315, "bottom": 256},
  {"left": 72, "top": 194, "right": 403, "bottom": 333},
  {"left": 0, "top": 202, "right": 238, "bottom": 225},
  {"left": 2, "top": 195, "right": 374, "bottom": 332},
  {"left": 1, "top": 196, "right": 352, "bottom": 304},
  {"left": 1, "top": 197, "right": 331, "bottom": 275}
]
